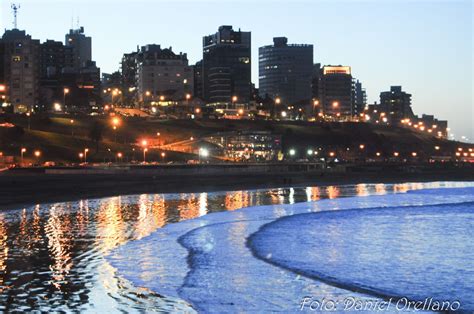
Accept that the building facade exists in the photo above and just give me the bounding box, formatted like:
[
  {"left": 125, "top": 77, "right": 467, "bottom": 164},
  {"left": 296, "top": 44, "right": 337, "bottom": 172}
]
[
  {"left": 135, "top": 44, "right": 194, "bottom": 103},
  {"left": 258, "top": 37, "right": 313, "bottom": 105},
  {"left": 379, "top": 86, "right": 414, "bottom": 121},
  {"left": 318, "top": 65, "right": 353, "bottom": 119},
  {"left": 352, "top": 79, "right": 367, "bottom": 117},
  {"left": 39, "top": 39, "right": 65, "bottom": 111},
  {"left": 202, "top": 26, "right": 251, "bottom": 104},
  {"left": 65, "top": 27, "right": 92, "bottom": 72},
  {"left": 1, "top": 29, "right": 40, "bottom": 113}
]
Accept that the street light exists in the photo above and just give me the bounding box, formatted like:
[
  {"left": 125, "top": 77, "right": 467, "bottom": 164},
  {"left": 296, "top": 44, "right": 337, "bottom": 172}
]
[
  {"left": 117, "top": 152, "right": 123, "bottom": 162},
  {"left": 84, "top": 148, "right": 89, "bottom": 163},
  {"left": 20, "top": 148, "right": 26, "bottom": 165},
  {"left": 307, "top": 149, "right": 314, "bottom": 156},
  {"left": 70, "top": 119, "right": 74, "bottom": 137},
  {"left": 143, "top": 148, "right": 148, "bottom": 163},
  {"left": 199, "top": 148, "right": 209, "bottom": 163},
  {"left": 289, "top": 149, "right": 296, "bottom": 156},
  {"left": 64, "top": 88, "right": 70, "bottom": 109},
  {"left": 34, "top": 150, "right": 41, "bottom": 165},
  {"left": 79, "top": 152, "right": 84, "bottom": 163},
  {"left": 161, "top": 152, "right": 166, "bottom": 162},
  {"left": 25, "top": 112, "right": 32, "bottom": 130}
]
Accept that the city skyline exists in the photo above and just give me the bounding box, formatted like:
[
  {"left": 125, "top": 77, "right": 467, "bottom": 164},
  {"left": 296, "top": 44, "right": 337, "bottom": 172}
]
[{"left": 1, "top": 0, "right": 472, "bottom": 141}]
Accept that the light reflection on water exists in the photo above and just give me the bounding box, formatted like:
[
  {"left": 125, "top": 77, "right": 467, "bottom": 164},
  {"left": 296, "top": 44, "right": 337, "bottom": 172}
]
[{"left": 0, "top": 181, "right": 456, "bottom": 312}]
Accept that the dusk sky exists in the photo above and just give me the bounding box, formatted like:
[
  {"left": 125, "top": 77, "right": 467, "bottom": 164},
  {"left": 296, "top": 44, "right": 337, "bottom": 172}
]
[{"left": 1, "top": 0, "right": 472, "bottom": 141}]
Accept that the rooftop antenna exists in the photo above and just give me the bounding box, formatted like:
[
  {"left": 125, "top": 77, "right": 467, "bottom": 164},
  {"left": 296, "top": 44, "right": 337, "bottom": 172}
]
[{"left": 11, "top": 3, "right": 20, "bottom": 29}]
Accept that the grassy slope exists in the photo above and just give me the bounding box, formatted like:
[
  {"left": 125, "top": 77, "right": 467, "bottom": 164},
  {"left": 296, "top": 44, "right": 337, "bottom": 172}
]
[{"left": 0, "top": 114, "right": 470, "bottom": 163}]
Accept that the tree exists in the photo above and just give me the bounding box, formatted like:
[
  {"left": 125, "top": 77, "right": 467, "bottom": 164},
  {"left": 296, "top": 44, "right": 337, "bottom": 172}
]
[{"left": 88, "top": 121, "right": 104, "bottom": 153}]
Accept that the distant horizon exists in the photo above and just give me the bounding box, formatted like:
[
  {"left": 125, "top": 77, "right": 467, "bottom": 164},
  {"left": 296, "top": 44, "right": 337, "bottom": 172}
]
[{"left": 1, "top": 0, "right": 472, "bottom": 142}]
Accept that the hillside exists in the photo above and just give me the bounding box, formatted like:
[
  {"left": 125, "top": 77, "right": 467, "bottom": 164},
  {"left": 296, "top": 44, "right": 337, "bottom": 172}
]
[{"left": 0, "top": 113, "right": 471, "bottom": 164}]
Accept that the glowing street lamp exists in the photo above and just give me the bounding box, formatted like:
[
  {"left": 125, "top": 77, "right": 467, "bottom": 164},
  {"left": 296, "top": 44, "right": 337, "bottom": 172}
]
[
  {"left": 84, "top": 148, "right": 89, "bottom": 163},
  {"left": 329, "top": 152, "right": 336, "bottom": 157},
  {"left": 160, "top": 151, "right": 166, "bottom": 162},
  {"left": 411, "top": 152, "right": 417, "bottom": 157},
  {"left": 307, "top": 149, "right": 314, "bottom": 156},
  {"left": 434, "top": 146, "right": 440, "bottom": 151},
  {"left": 20, "top": 147, "right": 26, "bottom": 164},
  {"left": 79, "top": 152, "right": 84, "bottom": 163},
  {"left": 289, "top": 149, "right": 296, "bottom": 156},
  {"left": 199, "top": 148, "right": 209, "bottom": 163},
  {"left": 26, "top": 112, "right": 31, "bottom": 130},
  {"left": 359, "top": 144, "right": 365, "bottom": 150},
  {"left": 143, "top": 148, "right": 148, "bottom": 163},
  {"left": 117, "top": 152, "right": 123, "bottom": 162},
  {"left": 34, "top": 150, "right": 41, "bottom": 165},
  {"left": 393, "top": 152, "right": 399, "bottom": 157},
  {"left": 54, "top": 103, "right": 62, "bottom": 112},
  {"left": 63, "top": 87, "right": 70, "bottom": 109}
]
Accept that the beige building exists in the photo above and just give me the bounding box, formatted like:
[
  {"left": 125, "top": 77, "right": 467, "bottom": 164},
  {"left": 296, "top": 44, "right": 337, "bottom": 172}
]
[
  {"left": 1, "top": 29, "right": 40, "bottom": 113},
  {"left": 136, "top": 45, "right": 193, "bottom": 103}
]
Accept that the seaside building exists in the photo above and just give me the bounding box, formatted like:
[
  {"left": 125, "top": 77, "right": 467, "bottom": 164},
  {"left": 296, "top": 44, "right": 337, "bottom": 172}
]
[
  {"left": 379, "top": 86, "right": 414, "bottom": 121},
  {"left": 202, "top": 26, "right": 251, "bottom": 105},
  {"left": 65, "top": 26, "right": 91, "bottom": 72},
  {"left": 39, "top": 40, "right": 65, "bottom": 111},
  {"left": 352, "top": 79, "right": 367, "bottom": 117},
  {"left": 204, "top": 131, "right": 281, "bottom": 161},
  {"left": 318, "top": 65, "right": 353, "bottom": 120},
  {"left": 134, "top": 44, "right": 194, "bottom": 103},
  {"left": 121, "top": 50, "right": 139, "bottom": 106},
  {"left": 258, "top": 37, "right": 313, "bottom": 105},
  {"left": 0, "top": 29, "right": 40, "bottom": 113}
]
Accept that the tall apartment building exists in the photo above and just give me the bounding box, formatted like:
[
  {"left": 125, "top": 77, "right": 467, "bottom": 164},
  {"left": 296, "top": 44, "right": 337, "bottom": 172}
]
[
  {"left": 0, "top": 29, "right": 40, "bottom": 113},
  {"left": 135, "top": 44, "right": 193, "bottom": 102},
  {"left": 352, "top": 79, "right": 367, "bottom": 116},
  {"left": 258, "top": 37, "right": 313, "bottom": 104},
  {"left": 379, "top": 86, "right": 414, "bottom": 120},
  {"left": 65, "top": 27, "right": 91, "bottom": 71},
  {"left": 202, "top": 26, "right": 251, "bottom": 104},
  {"left": 318, "top": 65, "right": 353, "bottom": 119},
  {"left": 39, "top": 40, "right": 65, "bottom": 110}
]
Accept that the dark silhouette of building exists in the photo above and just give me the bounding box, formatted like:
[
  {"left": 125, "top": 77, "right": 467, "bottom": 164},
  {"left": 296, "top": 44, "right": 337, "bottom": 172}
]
[
  {"left": 379, "top": 86, "right": 413, "bottom": 120},
  {"left": 121, "top": 50, "right": 138, "bottom": 106},
  {"left": 318, "top": 65, "right": 353, "bottom": 119},
  {"left": 65, "top": 27, "right": 91, "bottom": 72},
  {"left": 39, "top": 40, "right": 65, "bottom": 111},
  {"left": 202, "top": 26, "right": 251, "bottom": 105},
  {"left": 0, "top": 29, "right": 40, "bottom": 113},
  {"left": 193, "top": 60, "right": 203, "bottom": 100},
  {"left": 62, "top": 27, "right": 100, "bottom": 111},
  {"left": 352, "top": 79, "right": 366, "bottom": 116},
  {"left": 311, "top": 63, "right": 321, "bottom": 100},
  {"left": 258, "top": 37, "right": 313, "bottom": 105}
]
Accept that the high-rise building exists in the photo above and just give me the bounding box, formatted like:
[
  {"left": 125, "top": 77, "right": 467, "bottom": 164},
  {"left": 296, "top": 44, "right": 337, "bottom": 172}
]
[
  {"left": 135, "top": 44, "right": 194, "bottom": 102},
  {"left": 193, "top": 60, "right": 203, "bottom": 100},
  {"left": 121, "top": 50, "right": 138, "bottom": 106},
  {"left": 352, "top": 79, "right": 366, "bottom": 116},
  {"left": 258, "top": 37, "right": 313, "bottom": 105},
  {"left": 311, "top": 63, "right": 321, "bottom": 100},
  {"left": 318, "top": 65, "right": 353, "bottom": 119},
  {"left": 0, "top": 29, "right": 40, "bottom": 113},
  {"left": 65, "top": 27, "right": 91, "bottom": 71},
  {"left": 379, "top": 86, "right": 413, "bottom": 120},
  {"left": 39, "top": 40, "right": 65, "bottom": 110},
  {"left": 202, "top": 26, "right": 251, "bottom": 104}
]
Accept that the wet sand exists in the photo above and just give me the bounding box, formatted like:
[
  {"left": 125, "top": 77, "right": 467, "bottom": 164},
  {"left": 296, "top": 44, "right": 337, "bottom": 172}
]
[{"left": 0, "top": 168, "right": 473, "bottom": 211}]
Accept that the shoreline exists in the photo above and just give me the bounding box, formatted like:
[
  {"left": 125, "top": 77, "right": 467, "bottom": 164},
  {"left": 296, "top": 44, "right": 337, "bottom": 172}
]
[{"left": 1, "top": 169, "right": 473, "bottom": 211}]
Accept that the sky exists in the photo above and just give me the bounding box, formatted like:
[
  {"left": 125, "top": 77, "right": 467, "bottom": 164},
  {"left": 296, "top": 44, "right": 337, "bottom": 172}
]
[{"left": 1, "top": 0, "right": 473, "bottom": 142}]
